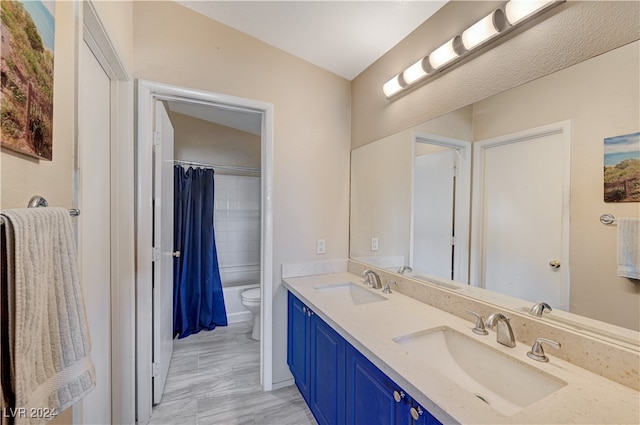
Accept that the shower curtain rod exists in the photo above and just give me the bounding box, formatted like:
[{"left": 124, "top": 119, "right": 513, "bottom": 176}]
[{"left": 173, "top": 160, "right": 261, "bottom": 174}]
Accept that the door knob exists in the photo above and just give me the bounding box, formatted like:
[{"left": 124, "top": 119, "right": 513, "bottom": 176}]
[
  {"left": 548, "top": 260, "right": 560, "bottom": 269},
  {"left": 172, "top": 251, "right": 181, "bottom": 258}
]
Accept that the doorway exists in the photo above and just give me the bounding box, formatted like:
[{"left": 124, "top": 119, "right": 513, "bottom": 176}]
[
  {"left": 411, "top": 133, "right": 471, "bottom": 283},
  {"left": 135, "top": 80, "right": 274, "bottom": 424}
]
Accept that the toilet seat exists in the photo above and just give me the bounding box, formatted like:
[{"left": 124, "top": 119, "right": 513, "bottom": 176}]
[{"left": 241, "top": 288, "right": 260, "bottom": 302}]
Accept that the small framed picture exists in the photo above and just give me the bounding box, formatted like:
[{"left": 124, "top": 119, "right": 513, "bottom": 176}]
[
  {"left": 604, "top": 131, "right": 640, "bottom": 202},
  {"left": 1, "top": 0, "right": 55, "bottom": 160}
]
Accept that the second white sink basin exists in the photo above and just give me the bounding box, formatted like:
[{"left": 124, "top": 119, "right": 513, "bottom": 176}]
[
  {"left": 314, "top": 282, "right": 387, "bottom": 306},
  {"left": 393, "top": 326, "right": 566, "bottom": 416}
]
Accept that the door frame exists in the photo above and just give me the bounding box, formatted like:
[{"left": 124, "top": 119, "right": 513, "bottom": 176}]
[
  {"left": 469, "top": 120, "right": 571, "bottom": 304},
  {"left": 135, "top": 79, "right": 274, "bottom": 423},
  {"left": 77, "top": 1, "right": 134, "bottom": 424},
  {"left": 411, "top": 133, "right": 472, "bottom": 283}
]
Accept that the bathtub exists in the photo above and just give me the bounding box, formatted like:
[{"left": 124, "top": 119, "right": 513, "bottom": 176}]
[
  {"left": 221, "top": 265, "right": 260, "bottom": 324},
  {"left": 223, "top": 283, "right": 259, "bottom": 324}
]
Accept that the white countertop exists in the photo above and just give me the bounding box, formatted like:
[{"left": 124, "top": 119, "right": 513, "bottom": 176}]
[{"left": 283, "top": 272, "right": 640, "bottom": 424}]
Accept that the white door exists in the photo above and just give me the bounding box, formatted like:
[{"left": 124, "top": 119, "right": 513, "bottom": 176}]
[
  {"left": 412, "top": 149, "right": 456, "bottom": 280},
  {"left": 78, "top": 40, "right": 111, "bottom": 423},
  {"left": 152, "top": 101, "right": 175, "bottom": 404},
  {"left": 471, "top": 122, "right": 571, "bottom": 310}
]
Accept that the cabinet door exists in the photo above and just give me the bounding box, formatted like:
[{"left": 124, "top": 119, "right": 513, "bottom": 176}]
[
  {"left": 346, "top": 344, "right": 400, "bottom": 425},
  {"left": 287, "top": 292, "right": 310, "bottom": 401},
  {"left": 310, "top": 314, "right": 346, "bottom": 425}
]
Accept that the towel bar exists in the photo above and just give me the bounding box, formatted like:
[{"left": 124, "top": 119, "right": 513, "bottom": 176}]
[{"left": 0, "top": 195, "right": 80, "bottom": 225}]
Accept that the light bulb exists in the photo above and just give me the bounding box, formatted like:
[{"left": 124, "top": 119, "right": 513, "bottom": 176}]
[
  {"left": 505, "top": 0, "right": 555, "bottom": 25},
  {"left": 462, "top": 10, "right": 505, "bottom": 50},
  {"left": 402, "top": 58, "right": 429, "bottom": 85},
  {"left": 429, "top": 38, "right": 459, "bottom": 70},
  {"left": 383, "top": 75, "right": 404, "bottom": 98}
]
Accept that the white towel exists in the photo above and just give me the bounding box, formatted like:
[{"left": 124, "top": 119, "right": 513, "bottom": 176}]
[
  {"left": 0, "top": 208, "right": 95, "bottom": 425},
  {"left": 617, "top": 218, "right": 640, "bottom": 280}
]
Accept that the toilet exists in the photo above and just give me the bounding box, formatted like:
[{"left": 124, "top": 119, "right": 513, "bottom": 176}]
[{"left": 241, "top": 288, "right": 261, "bottom": 340}]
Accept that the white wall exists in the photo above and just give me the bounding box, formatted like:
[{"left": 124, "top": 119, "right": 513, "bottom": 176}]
[
  {"left": 1, "top": 1, "right": 136, "bottom": 423},
  {"left": 214, "top": 175, "right": 261, "bottom": 287},
  {"left": 132, "top": 1, "right": 351, "bottom": 386}
]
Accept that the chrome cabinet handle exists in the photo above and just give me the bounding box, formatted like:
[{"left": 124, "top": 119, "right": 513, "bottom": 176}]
[
  {"left": 410, "top": 406, "right": 423, "bottom": 420},
  {"left": 172, "top": 251, "right": 181, "bottom": 258},
  {"left": 393, "top": 390, "right": 405, "bottom": 403},
  {"left": 549, "top": 260, "right": 561, "bottom": 269}
]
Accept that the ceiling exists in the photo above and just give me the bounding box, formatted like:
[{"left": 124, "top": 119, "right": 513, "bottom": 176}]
[
  {"left": 176, "top": 1, "right": 448, "bottom": 81},
  {"left": 168, "top": 1, "right": 447, "bottom": 135},
  {"left": 166, "top": 100, "right": 263, "bottom": 135}
]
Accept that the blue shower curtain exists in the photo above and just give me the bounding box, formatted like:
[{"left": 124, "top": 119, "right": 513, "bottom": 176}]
[{"left": 173, "top": 165, "right": 227, "bottom": 339}]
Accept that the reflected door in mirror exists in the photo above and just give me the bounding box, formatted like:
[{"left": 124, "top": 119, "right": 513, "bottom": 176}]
[{"left": 472, "top": 122, "right": 571, "bottom": 311}]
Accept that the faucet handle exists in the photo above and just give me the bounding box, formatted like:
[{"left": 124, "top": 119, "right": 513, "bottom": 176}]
[
  {"left": 527, "top": 337, "right": 561, "bottom": 362},
  {"left": 466, "top": 310, "right": 489, "bottom": 335},
  {"left": 382, "top": 282, "right": 393, "bottom": 294}
]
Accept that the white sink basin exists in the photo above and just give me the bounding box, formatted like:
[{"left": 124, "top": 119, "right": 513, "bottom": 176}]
[
  {"left": 313, "top": 282, "right": 387, "bottom": 306},
  {"left": 393, "top": 326, "right": 567, "bottom": 416}
]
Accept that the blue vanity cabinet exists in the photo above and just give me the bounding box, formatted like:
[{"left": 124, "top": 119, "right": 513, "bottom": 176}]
[
  {"left": 345, "top": 343, "right": 442, "bottom": 425},
  {"left": 287, "top": 292, "right": 311, "bottom": 401},
  {"left": 345, "top": 343, "right": 411, "bottom": 424},
  {"left": 309, "top": 312, "right": 346, "bottom": 425},
  {"left": 288, "top": 291, "right": 441, "bottom": 425},
  {"left": 287, "top": 292, "right": 346, "bottom": 425}
]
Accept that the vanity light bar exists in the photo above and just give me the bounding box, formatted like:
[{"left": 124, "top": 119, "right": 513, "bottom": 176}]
[{"left": 383, "top": 0, "right": 563, "bottom": 99}]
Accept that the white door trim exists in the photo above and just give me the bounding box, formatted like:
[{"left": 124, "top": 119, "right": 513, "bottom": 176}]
[
  {"left": 78, "top": 1, "right": 134, "bottom": 424},
  {"left": 470, "top": 121, "right": 572, "bottom": 305},
  {"left": 135, "top": 79, "right": 275, "bottom": 424},
  {"left": 412, "top": 133, "right": 472, "bottom": 283}
]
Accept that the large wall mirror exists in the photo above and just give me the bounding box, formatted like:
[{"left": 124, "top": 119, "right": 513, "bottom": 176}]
[{"left": 350, "top": 40, "right": 640, "bottom": 350}]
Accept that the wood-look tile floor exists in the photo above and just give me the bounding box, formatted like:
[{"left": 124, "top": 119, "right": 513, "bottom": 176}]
[{"left": 149, "top": 320, "right": 317, "bottom": 425}]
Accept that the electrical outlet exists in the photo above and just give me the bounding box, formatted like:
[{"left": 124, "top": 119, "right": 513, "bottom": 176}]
[
  {"left": 371, "top": 237, "right": 379, "bottom": 251},
  {"left": 316, "top": 239, "right": 326, "bottom": 254}
]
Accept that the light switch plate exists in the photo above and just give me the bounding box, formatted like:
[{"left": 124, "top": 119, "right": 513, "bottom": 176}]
[
  {"left": 371, "top": 237, "right": 379, "bottom": 251},
  {"left": 316, "top": 239, "right": 326, "bottom": 254}
]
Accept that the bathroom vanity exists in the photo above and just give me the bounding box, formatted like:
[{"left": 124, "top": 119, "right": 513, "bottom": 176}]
[{"left": 283, "top": 270, "right": 639, "bottom": 424}]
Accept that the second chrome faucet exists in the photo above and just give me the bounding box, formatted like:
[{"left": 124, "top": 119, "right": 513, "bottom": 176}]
[
  {"left": 361, "top": 269, "right": 382, "bottom": 289},
  {"left": 486, "top": 313, "right": 517, "bottom": 348}
]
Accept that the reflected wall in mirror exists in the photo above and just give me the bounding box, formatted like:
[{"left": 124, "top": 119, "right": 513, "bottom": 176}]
[{"left": 350, "top": 41, "right": 640, "bottom": 345}]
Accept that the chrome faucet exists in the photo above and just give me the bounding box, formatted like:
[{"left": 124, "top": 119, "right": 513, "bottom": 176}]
[
  {"left": 397, "top": 265, "right": 412, "bottom": 275},
  {"left": 361, "top": 269, "right": 382, "bottom": 289},
  {"left": 529, "top": 302, "right": 552, "bottom": 317},
  {"left": 486, "top": 313, "right": 516, "bottom": 348}
]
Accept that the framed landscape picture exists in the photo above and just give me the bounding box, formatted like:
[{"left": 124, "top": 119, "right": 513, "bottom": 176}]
[
  {"left": 1, "top": 0, "right": 55, "bottom": 160},
  {"left": 604, "top": 131, "right": 640, "bottom": 202}
]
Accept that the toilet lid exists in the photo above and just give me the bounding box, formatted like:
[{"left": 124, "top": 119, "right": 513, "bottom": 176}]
[{"left": 241, "top": 288, "right": 260, "bottom": 300}]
